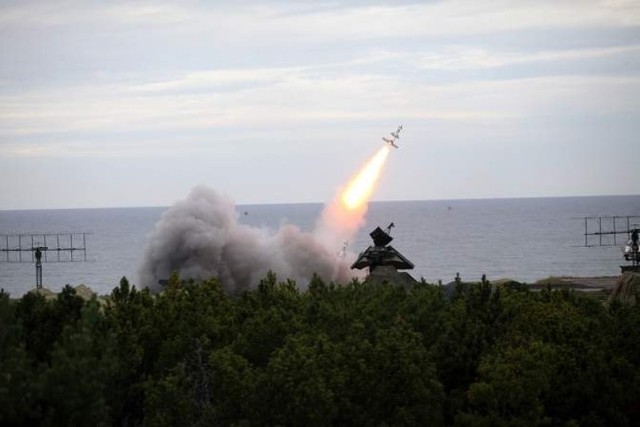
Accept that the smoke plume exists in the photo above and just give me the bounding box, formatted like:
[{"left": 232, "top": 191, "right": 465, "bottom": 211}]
[
  {"left": 140, "top": 145, "right": 390, "bottom": 292},
  {"left": 139, "top": 186, "right": 359, "bottom": 293}
]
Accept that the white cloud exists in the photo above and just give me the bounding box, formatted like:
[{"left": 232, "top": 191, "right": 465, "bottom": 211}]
[
  {"left": 0, "top": 139, "right": 206, "bottom": 158},
  {"left": 129, "top": 67, "right": 308, "bottom": 94},
  {"left": 220, "top": 1, "right": 640, "bottom": 44},
  {"left": 105, "top": 2, "right": 194, "bottom": 25},
  {"left": 414, "top": 45, "right": 640, "bottom": 70},
  {"left": 0, "top": 66, "right": 530, "bottom": 144},
  {"left": 2, "top": 0, "right": 639, "bottom": 42},
  {"left": 1, "top": 0, "right": 639, "bottom": 208},
  {"left": 2, "top": 61, "right": 637, "bottom": 157}
]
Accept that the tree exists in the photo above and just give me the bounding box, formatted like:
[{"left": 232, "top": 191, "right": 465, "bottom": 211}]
[
  {"left": 433, "top": 280, "right": 506, "bottom": 422},
  {"left": 458, "top": 338, "right": 557, "bottom": 426},
  {"left": 39, "top": 301, "right": 116, "bottom": 427},
  {"left": 0, "top": 290, "right": 43, "bottom": 425},
  {"left": 104, "top": 277, "right": 155, "bottom": 426}
]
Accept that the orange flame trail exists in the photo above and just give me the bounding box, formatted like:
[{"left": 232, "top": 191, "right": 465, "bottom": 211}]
[
  {"left": 341, "top": 145, "right": 391, "bottom": 211},
  {"left": 315, "top": 145, "right": 391, "bottom": 252}
]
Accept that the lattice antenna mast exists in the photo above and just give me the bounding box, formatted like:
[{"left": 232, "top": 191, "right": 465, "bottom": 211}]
[
  {"left": 1, "top": 232, "right": 91, "bottom": 289},
  {"left": 579, "top": 216, "right": 640, "bottom": 271}
]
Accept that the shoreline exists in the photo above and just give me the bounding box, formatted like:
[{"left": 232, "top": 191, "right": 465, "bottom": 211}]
[{"left": 10, "top": 274, "right": 630, "bottom": 300}]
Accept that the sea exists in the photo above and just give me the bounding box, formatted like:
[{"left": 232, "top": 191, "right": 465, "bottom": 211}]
[{"left": 1, "top": 195, "right": 639, "bottom": 297}]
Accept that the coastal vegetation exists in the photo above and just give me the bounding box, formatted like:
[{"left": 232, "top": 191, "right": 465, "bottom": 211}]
[{"left": 1, "top": 273, "right": 640, "bottom": 426}]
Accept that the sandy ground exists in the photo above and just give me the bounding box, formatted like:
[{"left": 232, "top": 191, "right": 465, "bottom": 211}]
[{"left": 531, "top": 276, "right": 620, "bottom": 290}]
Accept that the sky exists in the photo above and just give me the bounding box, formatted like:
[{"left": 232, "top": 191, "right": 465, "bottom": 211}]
[{"left": 1, "top": 0, "right": 639, "bottom": 210}]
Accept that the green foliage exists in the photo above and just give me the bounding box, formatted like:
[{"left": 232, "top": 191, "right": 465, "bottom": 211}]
[
  {"left": 205, "top": 346, "right": 256, "bottom": 424},
  {"left": 459, "top": 339, "right": 557, "bottom": 426},
  {"left": 39, "top": 301, "right": 116, "bottom": 427},
  {"left": 434, "top": 280, "right": 507, "bottom": 423},
  {"left": 1, "top": 274, "right": 639, "bottom": 426}
]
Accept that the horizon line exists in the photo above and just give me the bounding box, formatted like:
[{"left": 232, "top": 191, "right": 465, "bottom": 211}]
[{"left": 1, "top": 192, "right": 639, "bottom": 213}]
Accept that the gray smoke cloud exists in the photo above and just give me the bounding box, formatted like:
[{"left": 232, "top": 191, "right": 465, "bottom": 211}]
[{"left": 139, "top": 186, "right": 358, "bottom": 293}]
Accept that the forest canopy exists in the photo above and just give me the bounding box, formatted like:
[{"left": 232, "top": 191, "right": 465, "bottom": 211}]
[{"left": 1, "top": 273, "right": 639, "bottom": 426}]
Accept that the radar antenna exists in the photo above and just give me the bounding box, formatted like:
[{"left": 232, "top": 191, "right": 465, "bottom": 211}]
[
  {"left": 1, "top": 232, "right": 91, "bottom": 289},
  {"left": 579, "top": 216, "right": 640, "bottom": 272}
]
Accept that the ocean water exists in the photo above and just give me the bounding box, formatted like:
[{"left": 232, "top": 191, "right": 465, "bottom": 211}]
[{"left": 1, "top": 195, "right": 638, "bottom": 296}]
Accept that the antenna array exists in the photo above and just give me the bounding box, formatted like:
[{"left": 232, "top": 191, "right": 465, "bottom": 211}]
[
  {"left": 1, "top": 232, "right": 91, "bottom": 288},
  {"left": 579, "top": 216, "right": 640, "bottom": 271},
  {"left": 580, "top": 216, "right": 640, "bottom": 247}
]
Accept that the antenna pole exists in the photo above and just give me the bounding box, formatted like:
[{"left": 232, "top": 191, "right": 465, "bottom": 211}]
[
  {"left": 35, "top": 247, "right": 42, "bottom": 289},
  {"left": 598, "top": 217, "right": 602, "bottom": 246}
]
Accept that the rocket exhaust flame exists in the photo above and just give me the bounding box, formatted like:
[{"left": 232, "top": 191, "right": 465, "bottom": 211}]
[
  {"left": 341, "top": 146, "right": 390, "bottom": 211},
  {"left": 315, "top": 145, "right": 391, "bottom": 252}
]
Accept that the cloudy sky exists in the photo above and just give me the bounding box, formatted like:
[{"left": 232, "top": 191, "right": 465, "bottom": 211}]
[{"left": 1, "top": 0, "right": 639, "bottom": 209}]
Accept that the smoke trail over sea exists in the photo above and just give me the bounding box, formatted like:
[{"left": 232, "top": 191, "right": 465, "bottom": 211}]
[{"left": 139, "top": 186, "right": 358, "bottom": 293}]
